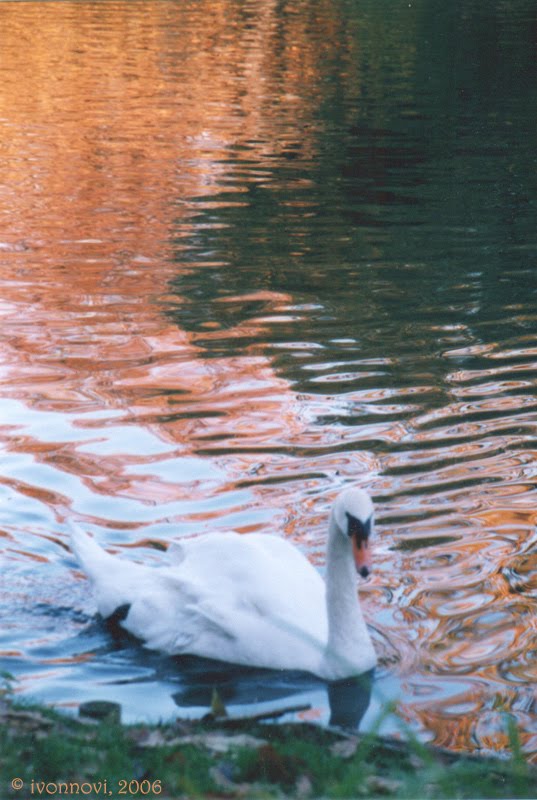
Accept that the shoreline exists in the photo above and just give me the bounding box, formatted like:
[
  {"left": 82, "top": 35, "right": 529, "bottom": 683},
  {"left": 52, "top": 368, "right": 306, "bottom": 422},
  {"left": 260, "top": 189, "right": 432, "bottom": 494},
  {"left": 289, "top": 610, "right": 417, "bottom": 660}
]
[{"left": 1, "top": 695, "right": 535, "bottom": 800}]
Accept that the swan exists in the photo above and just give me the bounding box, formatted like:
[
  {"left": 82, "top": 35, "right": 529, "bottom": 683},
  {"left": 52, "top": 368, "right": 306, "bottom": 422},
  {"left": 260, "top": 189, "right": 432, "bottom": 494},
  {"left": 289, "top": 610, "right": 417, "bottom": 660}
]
[{"left": 69, "top": 488, "right": 377, "bottom": 680}]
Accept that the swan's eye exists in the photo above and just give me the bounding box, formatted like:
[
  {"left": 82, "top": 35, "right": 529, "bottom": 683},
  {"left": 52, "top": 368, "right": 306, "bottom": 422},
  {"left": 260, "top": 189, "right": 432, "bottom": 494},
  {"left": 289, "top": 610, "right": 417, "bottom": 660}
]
[{"left": 346, "top": 512, "right": 372, "bottom": 544}]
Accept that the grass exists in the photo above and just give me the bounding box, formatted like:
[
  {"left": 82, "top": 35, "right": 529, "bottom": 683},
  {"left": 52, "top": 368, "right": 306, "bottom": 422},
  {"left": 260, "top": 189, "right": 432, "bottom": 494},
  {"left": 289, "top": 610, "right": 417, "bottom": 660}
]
[{"left": 1, "top": 695, "right": 536, "bottom": 800}]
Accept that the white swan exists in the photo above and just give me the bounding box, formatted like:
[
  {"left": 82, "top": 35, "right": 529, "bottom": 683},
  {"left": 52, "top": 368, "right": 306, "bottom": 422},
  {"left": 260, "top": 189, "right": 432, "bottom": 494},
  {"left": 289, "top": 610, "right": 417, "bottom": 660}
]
[{"left": 70, "top": 488, "right": 377, "bottom": 680}]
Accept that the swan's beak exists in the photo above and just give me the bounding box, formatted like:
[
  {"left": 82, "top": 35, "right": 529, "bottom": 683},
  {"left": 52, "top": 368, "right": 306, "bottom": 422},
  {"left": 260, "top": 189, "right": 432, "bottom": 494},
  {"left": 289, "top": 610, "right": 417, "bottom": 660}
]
[{"left": 352, "top": 536, "right": 371, "bottom": 579}]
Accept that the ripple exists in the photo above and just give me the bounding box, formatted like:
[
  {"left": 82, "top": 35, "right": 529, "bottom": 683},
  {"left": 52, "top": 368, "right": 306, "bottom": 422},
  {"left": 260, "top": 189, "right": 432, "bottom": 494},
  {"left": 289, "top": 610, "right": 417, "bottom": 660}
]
[{"left": 502, "top": 552, "right": 537, "bottom": 598}]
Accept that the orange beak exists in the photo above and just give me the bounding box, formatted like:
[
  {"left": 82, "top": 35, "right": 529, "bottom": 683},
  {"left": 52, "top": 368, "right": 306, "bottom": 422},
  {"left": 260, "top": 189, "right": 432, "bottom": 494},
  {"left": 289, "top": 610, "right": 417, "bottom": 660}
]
[{"left": 352, "top": 537, "right": 371, "bottom": 578}]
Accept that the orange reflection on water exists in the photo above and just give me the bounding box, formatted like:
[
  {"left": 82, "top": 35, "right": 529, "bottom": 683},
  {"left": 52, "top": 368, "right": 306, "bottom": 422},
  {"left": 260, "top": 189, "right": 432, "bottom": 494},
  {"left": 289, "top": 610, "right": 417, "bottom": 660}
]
[{"left": 0, "top": 1, "right": 337, "bottom": 526}]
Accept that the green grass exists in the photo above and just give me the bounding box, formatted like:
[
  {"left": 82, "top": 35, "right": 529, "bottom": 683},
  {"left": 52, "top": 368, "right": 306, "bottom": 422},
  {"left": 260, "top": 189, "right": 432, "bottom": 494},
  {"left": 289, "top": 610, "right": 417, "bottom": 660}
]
[{"left": 1, "top": 699, "right": 536, "bottom": 799}]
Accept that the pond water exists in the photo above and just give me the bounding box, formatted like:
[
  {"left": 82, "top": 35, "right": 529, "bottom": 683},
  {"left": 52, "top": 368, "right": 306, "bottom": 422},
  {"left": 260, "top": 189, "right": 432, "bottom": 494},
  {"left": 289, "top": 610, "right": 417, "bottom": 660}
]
[{"left": 1, "top": 0, "right": 536, "bottom": 759}]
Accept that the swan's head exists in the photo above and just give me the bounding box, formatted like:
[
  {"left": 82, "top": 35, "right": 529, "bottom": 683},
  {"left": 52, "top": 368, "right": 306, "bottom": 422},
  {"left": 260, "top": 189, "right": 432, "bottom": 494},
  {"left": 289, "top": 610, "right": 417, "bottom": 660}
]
[{"left": 333, "top": 488, "right": 374, "bottom": 579}]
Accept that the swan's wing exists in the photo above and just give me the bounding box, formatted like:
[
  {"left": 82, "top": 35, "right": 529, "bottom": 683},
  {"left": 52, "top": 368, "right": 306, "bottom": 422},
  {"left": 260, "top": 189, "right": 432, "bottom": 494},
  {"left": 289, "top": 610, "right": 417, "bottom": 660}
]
[
  {"left": 165, "top": 530, "right": 240, "bottom": 566},
  {"left": 177, "top": 531, "right": 324, "bottom": 615},
  {"left": 165, "top": 532, "right": 328, "bottom": 662},
  {"left": 112, "top": 569, "right": 240, "bottom": 655},
  {"left": 70, "top": 526, "right": 241, "bottom": 653},
  {"left": 166, "top": 541, "right": 186, "bottom": 566}
]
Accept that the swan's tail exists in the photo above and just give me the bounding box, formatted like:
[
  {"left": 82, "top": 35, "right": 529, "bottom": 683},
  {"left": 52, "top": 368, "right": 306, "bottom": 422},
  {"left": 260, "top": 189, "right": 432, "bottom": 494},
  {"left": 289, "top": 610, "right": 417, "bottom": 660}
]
[{"left": 69, "top": 521, "right": 114, "bottom": 581}]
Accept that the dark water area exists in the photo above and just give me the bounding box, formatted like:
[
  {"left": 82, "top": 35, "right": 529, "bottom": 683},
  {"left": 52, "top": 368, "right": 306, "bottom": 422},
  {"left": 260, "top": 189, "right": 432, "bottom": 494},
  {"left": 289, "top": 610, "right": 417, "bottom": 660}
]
[{"left": 0, "top": 0, "right": 536, "bottom": 758}]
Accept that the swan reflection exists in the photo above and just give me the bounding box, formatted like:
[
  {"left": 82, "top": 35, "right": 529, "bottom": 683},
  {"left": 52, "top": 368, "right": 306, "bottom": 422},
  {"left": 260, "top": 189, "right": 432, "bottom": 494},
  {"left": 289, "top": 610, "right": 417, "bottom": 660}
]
[
  {"left": 328, "top": 671, "right": 373, "bottom": 728},
  {"left": 171, "top": 659, "right": 373, "bottom": 730}
]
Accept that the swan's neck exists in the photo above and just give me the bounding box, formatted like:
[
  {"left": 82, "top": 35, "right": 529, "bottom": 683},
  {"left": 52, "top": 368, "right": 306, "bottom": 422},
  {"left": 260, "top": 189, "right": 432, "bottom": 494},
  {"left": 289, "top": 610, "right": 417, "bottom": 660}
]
[{"left": 322, "top": 511, "right": 373, "bottom": 679}]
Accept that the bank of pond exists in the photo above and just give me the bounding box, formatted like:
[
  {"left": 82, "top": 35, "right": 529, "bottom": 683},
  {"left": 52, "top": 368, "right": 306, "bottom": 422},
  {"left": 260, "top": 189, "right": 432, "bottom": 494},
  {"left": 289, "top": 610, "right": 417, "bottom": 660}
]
[{"left": 1, "top": 693, "right": 535, "bottom": 800}]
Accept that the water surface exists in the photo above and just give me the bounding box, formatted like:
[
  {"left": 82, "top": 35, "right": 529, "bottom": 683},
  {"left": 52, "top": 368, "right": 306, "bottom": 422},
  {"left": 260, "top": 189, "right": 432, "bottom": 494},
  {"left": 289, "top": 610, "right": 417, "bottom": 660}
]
[{"left": 1, "top": 0, "right": 536, "bottom": 759}]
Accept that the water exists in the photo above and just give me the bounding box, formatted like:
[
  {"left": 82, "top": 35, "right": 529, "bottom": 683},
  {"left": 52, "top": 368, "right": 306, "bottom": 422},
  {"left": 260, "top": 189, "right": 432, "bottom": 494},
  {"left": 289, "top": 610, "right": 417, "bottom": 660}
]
[{"left": 1, "top": 0, "right": 536, "bottom": 758}]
